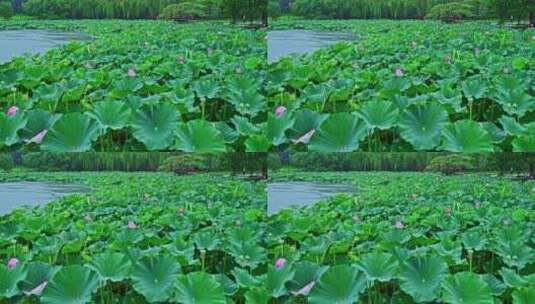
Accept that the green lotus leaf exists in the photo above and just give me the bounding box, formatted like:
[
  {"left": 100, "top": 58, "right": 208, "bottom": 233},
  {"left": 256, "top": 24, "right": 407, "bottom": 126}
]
[
  {"left": 301, "top": 83, "right": 332, "bottom": 104},
  {"left": 174, "top": 120, "right": 226, "bottom": 152},
  {"left": 131, "top": 103, "right": 180, "bottom": 150},
  {"left": 356, "top": 251, "right": 399, "bottom": 283},
  {"left": 512, "top": 136, "right": 535, "bottom": 152},
  {"left": 232, "top": 116, "right": 260, "bottom": 136},
  {"left": 288, "top": 261, "right": 327, "bottom": 293},
  {"left": 461, "top": 77, "right": 487, "bottom": 100},
  {"left": 245, "top": 135, "right": 271, "bottom": 152},
  {"left": 460, "top": 230, "right": 486, "bottom": 251},
  {"left": 20, "top": 262, "right": 59, "bottom": 296},
  {"left": 434, "top": 83, "right": 463, "bottom": 112},
  {"left": 33, "top": 83, "right": 63, "bottom": 104},
  {"left": 131, "top": 256, "right": 180, "bottom": 302},
  {"left": 308, "top": 265, "right": 366, "bottom": 304},
  {"left": 493, "top": 76, "right": 534, "bottom": 118},
  {"left": 87, "top": 100, "right": 131, "bottom": 131},
  {"left": 398, "top": 255, "right": 448, "bottom": 302},
  {"left": 480, "top": 122, "right": 506, "bottom": 143},
  {"left": 232, "top": 268, "right": 261, "bottom": 288},
  {"left": 215, "top": 273, "right": 238, "bottom": 296},
  {"left": 244, "top": 287, "right": 270, "bottom": 304},
  {"left": 399, "top": 103, "right": 448, "bottom": 150},
  {"left": 214, "top": 122, "right": 239, "bottom": 143},
  {"left": 20, "top": 109, "right": 60, "bottom": 141},
  {"left": 192, "top": 78, "right": 220, "bottom": 99},
  {"left": 226, "top": 89, "right": 266, "bottom": 117},
  {"left": 512, "top": 288, "right": 535, "bottom": 304},
  {"left": 441, "top": 120, "right": 494, "bottom": 152},
  {"left": 481, "top": 274, "right": 506, "bottom": 296},
  {"left": 0, "top": 112, "right": 27, "bottom": 148},
  {"left": 41, "top": 265, "right": 99, "bottom": 304},
  {"left": 267, "top": 113, "right": 295, "bottom": 146},
  {"left": 192, "top": 230, "right": 221, "bottom": 251},
  {"left": 87, "top": 251, "right": 131, "bottom": 282},
  {"left": 264, "top": 265, "right": 295, "bottom": 298},
  {"left": 499, "top": 268, "right": 529, "bottom": 288},
  {"left": 288, "top": 109, "right": 328, "bottom": 140},
  {"left": 0, "top": 264, "right": 27, "bottom": 298},
  {"left": 441, "top": 272, "right": 494, "bottom": 304},
  {"left": 41, "top": 113, "right": 100, "bottom": 152},
  {"left": 358, "top": 100, "right": 399, "bottom": 130},
  {"left": 308, "top": 113, "right": 368, "bottom": 152},
  {"left": 174, "top": 272, "right": 226, "bottom": 304},
  {"left": 499, "top": 116, "right": 527, "bottom": 136}
]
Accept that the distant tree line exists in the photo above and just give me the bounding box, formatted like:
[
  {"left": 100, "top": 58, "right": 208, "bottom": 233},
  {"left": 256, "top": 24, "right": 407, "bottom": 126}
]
[
  {"left": 272, "top": 0, "right": 534, "bottom": 24},
  {"left": 269, "top": 152, "right": 535, "bottom": 176},
  {"left": 1, "top": 0, "right": 267, "bottom": 23}
]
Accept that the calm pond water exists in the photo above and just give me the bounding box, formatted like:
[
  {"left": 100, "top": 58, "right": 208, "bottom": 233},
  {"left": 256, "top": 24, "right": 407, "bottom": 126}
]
[
  {"left": 267, "top": 29, "right": 357, "bottom": 63},
  {"left": 0, "top": 182, "right": 91, "bottom": 215},
  {"left": 268, "top": 181, "right": 353, "bottom": 214},
  {"left": 0, "top": 30, "right": 93, "bottom": 63}
]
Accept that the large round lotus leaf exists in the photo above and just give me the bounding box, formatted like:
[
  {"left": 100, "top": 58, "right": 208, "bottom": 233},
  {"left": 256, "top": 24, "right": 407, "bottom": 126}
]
[
  {"left": 308, "top": 113, "right": 368, "bottom": 152},
  {"left": 192, "top": 78, "right": 220, "bottom": 99},
  {"left": 288, "top": 109, "right": 328, "bottom": 140},
  {"left": 441, "top": 272, "right": 494, "bottom": 304},
  {"left": 267, "top": 112, "right": 295, "bottom": 146},
  {"left": 0, "top": 112, "right": 27, "bottom": 148},
  {"left": 308, "top": 265, "right": 367, "bottom": 304},
  {"left": 41, "top": 265, "right": 99, "bottom": 304},
  {"left": 20, "top": 262, "right": 59, "bottom": 296},
  {"left": 398, "top": 255, "right": 448, "bottom": 302},
  {"left": 358, "top": 100, "right": 399, "bottom": 130},
  {"left": 356, "top": 251, "right": 399, "bottom": 283},
  {"left": 441, "top": 120, "right": 494, "bottom": 152},
  {"left": 87, "top": 100, "right": 131, "bottom": 131},
  {"left": 131, "top": 256, "right": 180, "bottom": 302},
  {"left": 174, "top": 120, "right": 227, "bottom": 152},
  {"left": 499, "top": 116, "right": 527, "bottom": 136},
  {"left": 20, "top": 109, "right": 60, "bottom": 141},
  {"left": 512, "top": 136, "right": 535, "bottom": 152},
  {"left": 40, "top": 113, "right": 100, "bottom": 152},
  {"left": 288, "top": 261, "right": 327, "bottom": 293},
  {"left": 87, "top": 251, "right": 131, "bottom": 282},
  {"left": 0, "top": 264, "right": 27, "bottom": 298},
  {"left": 174, "top": 272, "right": 226, "bottom": 304},
  {"left": 245, "top": 134, "right": 271, "bottom": 152},
  {"left": 244, "top": 287, "right": 270, "bottom": 304},
  {"left": 461, "top": 77, "right": 487, "bottom": 100},
  {"left": 398, "top": 103, "right": 448, "bottom": 150},
  {"left": 512, "top": 288, "right": 535, "bottom": 304},
  {"left": 264, "top": 265, "right": 295, "bottom": 298},
  {"left": 131, "top": 103, "right": 179, "bottom": 150}
]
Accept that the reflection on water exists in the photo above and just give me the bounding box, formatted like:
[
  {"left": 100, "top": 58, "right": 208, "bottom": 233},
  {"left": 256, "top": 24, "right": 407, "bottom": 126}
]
[
  {"left": 267, "top": 29, "right": 357, "bottom": 63},
  {"left": 0, "top": 30, "right": 93, "bottom": 63},
  {"left": 267, "top": 181, "right": 353, "bottom": 214},
  {"left": 0, "top": 182, "right": 91, "bottom": 215}
]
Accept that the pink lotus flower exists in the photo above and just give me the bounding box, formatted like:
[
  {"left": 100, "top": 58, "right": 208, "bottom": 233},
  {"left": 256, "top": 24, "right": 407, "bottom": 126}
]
[
  {"left": 84, "top": 215, "right": 93, "bottom": 222},
  {"left": 6, "top": 106, "right": 18, "bottom": 116},
  {"left": 291, "top": 281, "right": 315, "bottom": 296},
  {"left": 394, "top": 68, "right": 404, "bottom": 77},
  {"left": 127, "top": 220, "right": 137, "bottom": 229},
  {"left": 23, "top": 281, "right": 48, "bottom": 296},
  {"left": 275, "top": 106, "right": 286, "bottom": 117},
  {"left": 7, "top": 258, "right": 18, "bottom": 270},
  {"left": 127, "top": 68, "right": 137, "bottom": 77},
  {"left": 275, "top": 258, "right": 286, "bottom": 269},
  {"left": 395, "top": 219, "right": 404, "bottom": 229},
  {"left": 292, "top": 129, "right": 315, "bottom": 144},
  {"left": 26, "top": 129, "right": 48, "bottom": 144}
]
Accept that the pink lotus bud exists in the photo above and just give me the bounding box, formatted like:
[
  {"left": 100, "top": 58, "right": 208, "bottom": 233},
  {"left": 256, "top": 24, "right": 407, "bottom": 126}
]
[
  {"left": 275, "top": 258, "right": 286, "bottom": 269},
  {"left": 6, "top": 106, "right": 18, "bottom": 116},
  {"left": 275, "top": 106, "right": 286, "bottom": 117},
  {"left": 395, "top": 219, "right": 404, "bottom": 229},
  {"left": 394, "top": 68, "right": 404, "bottom": 77},
  {"left": 26, "top": 129, "right": 48, "bottom": 144},
  {"left": 411, "top": 41, "right": 417, "bottom": 48},
  {"left": 474, "top": 200, "right": 481, "bottom": 209},
  {"left": 7, "top": 258, "right": 18, "bottom": 270},
  {"left": 127, "top": 220, "right": 137, "bottom": 229},
  {"left": 23, "top": 281, "right": 48, "bottom": 296},
  {"left": 127, "top": 68, "right": 136, "bottom": 77},
  {"left": 474, "top": 48, "right": 480, "bottom": 57},
  {"left": 177, "top": 55, "right": 185, "bottom": 64},
  {"left": 84, "top": 215, "right": 93, "bottom": 222}
]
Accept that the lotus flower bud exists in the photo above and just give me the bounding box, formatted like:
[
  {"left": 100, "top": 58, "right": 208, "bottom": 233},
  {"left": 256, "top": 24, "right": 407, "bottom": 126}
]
[
  {"left": 394, "top": 68, "right": 404, "bottom": 77},
  {"left": 395, "top": 219, "right": 404, "bottom": 229},
  {"left": 127, "top": 220, "right": 137, "bottom": 229},
  {"left": 275, "top": 106, "right": 286, "bottom": 117},
  {"left": 275, "top": 258, "right": 286, "bottom": 268},
  {"left": 6, "top": 106, "right": 18, "bottom": 116},
  {"left": 127, "top": 68, "right": 136, "bottom": 77},
  {"left": 7, "top": 258, "right": 18, "bottom": 270}
]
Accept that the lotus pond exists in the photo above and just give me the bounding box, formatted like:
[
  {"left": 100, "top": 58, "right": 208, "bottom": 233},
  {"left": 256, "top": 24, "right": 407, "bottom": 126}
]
[
  {"left": 1, "top": 170, "right": 534, "bottom": 303},
  {"left": 0, "top": 20, "right": 267, "bottom": 152},
  {"left": 267, "top": 20, "right": 535, "bottom": 152}
]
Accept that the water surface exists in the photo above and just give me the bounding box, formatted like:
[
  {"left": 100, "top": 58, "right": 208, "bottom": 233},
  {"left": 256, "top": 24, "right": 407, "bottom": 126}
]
[
  {"left": 268, "top": 181, "right": 353, "bottom": 214},
  {"left": 0, "top": 30, "right": 92, "bottom": 63},
  {"left": 0, "top": 182, "right": 90, "bottom": 215},
  {"left": 267, "top": 29, "right": 357, "bottom": 63}
]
